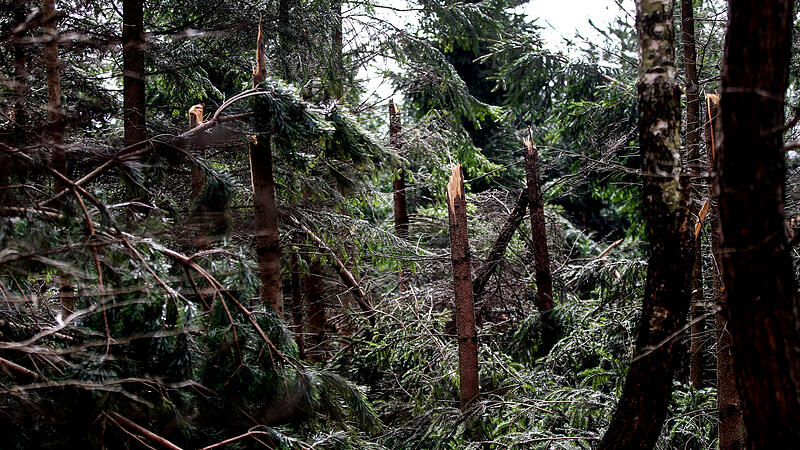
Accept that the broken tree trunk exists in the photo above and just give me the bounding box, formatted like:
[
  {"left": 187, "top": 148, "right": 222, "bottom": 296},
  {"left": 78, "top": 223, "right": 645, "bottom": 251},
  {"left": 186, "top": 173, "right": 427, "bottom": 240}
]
[
  {"left": 250, "top": 137, "right": 284, "bottom": 315},
  {"left": 717, "top": 0, "right": 800, "bottom": 445},
  {"left": 598, "top": 1, "right": 694, "bottom": 448},
  {"left": 706, "top": 94, "right": 744, "bottom": 450},
  {"left": 523, "top": 136, "right": 553, "bottom": 311},
  {"left": 446, "top": 164, "right": 479, "bottom": 410},
  {"left": 682, "top": 0, "right": 705, "bottom": 390},
  {"left": 390, "top": 99, "right": 409, "bottom": 286}
]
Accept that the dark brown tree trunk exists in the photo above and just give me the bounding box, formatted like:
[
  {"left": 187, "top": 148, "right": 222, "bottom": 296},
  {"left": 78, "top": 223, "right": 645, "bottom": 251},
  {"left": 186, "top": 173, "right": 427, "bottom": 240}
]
[
  {"left": 523, "top": 137, "right": 553, "bottom": 311},
  {"left": 705, "top": 94, "right": 744, "bottom": 450},
  {"left": 250, "top": 138, "right": 283, "bottom": 315},
  {"left": 289, "top": 238, "right": 305, "bottom": 359},
  {"left": 446, "top": 164, "right": 479, "bottom": 410},
  {"left": 390, "top": 99, "right": 409, "bottom": 286},
  {"left": 306, "top": 258, "right": 327, "bottom": 363},
  {"left": 43, "top": 0, "right": 72, "bottom": 317},
  {"left": 122, "top": 0, "right": 146, "bottom": 149},
  {"left": 682, "top": 0, "right": 705, "bottom": 390},
  {"left": 472, "top": 190, "right": 528, "bottom": 302},
  {"left": 717, "top": 0, "right": 800, "bottom": 446},
  {"left": 598, "top": 1, "right": 694, "bottom": 448}
]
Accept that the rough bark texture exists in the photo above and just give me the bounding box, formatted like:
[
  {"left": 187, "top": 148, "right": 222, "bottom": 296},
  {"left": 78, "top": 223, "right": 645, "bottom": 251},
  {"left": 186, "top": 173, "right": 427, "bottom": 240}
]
[
  {"left": 682, "top": 0, "right": 705, "bottom": 390},
  {"left": 122, "top": 0, "right": 146, "bottom": 149},
  {"left": 250, "top": 139, "right": 283, "bottom": 315},
  {"left": 598, "top": 1, "right": 694, "bottom": 448},
  {"left": 390, "top": 99, "right": 409, "bottom": 286},
  {"left": 717, "top": 0, "right": 800, "bottom": 446},
  {"left": 472, "top": 189, "right": 528, "bottom": 302},
  {"left": 523, "top": 138, "right": 553, "bottom": 311},
  {"left": 289, "top": 240, "right": 305, "bottom": 359},
  {"left": 705, "top": 94, "right": 744, "bottom": 450},
  {"left": 446, "top": 164, "right": 479, "bottom": 410},
  {"left": 306, "top": 258, "right": 327, "bottom": 363}
]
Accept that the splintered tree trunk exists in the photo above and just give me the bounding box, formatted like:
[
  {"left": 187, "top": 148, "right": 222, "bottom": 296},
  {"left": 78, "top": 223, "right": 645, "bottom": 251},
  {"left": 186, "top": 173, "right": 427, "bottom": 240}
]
[
  {"left": 682, "top": 0, "right": 705, "bottom": 390},
  {"left": 717, "top": 0, "right": 800, "bottom": 446},
  {"left": 523, "top": 137, "right": 553, "bottom": 310},
  {"left": 390, "top": 99, "right": 409, "bottom": 286},
  {"left": 122, "top": 0, "right": 146, "bottom": 149},
  {"left": 189, "top": 104, "right": 205, "bottom": 200},
  {"left": 705, "top": 94, "right": 744, "bottom": 450},
  {"left": 306, "top": 258, "right": 327, "bottom": 362},
  {"left": 43, "top": 0, "right": 72, "bottom": 317},
  {"left": 598, "top": 1, "right": 694, "bottom": 448},
  {"left": 446, "top": 164, "right": 479, "bottom": 410},
  {"left": 250, "top": 138, "right": 283, "bottom": 315}
]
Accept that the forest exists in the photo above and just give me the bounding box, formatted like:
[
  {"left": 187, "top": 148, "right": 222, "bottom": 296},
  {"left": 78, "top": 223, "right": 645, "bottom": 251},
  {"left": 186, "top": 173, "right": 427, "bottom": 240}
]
[{"left": 1, "top": 0, "right": 800, "bottom": 448}]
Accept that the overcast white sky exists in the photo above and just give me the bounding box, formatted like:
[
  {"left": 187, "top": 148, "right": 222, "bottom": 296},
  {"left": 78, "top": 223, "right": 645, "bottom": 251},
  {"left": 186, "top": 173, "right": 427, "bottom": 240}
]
[
  {"left": 523, "top": 0, "right": 634, "bottom": 51},
  {"left": 359, "top": 0, "right": 635, "bottom": 102}
]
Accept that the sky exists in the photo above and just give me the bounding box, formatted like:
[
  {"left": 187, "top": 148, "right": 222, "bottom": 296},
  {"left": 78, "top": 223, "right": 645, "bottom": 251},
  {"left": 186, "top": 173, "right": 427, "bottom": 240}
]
[
  {"left": 523, "top": 0, "right": 634, "bottom": 51},
  {"left": 358, "top": 0, "right": 635, "bottom": 103}
]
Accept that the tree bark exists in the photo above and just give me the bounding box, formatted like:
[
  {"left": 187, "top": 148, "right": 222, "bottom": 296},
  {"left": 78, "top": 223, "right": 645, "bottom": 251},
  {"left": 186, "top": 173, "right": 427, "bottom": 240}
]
[
  {"left": 446, "top": 164, "right": 479, "bottom": 410},
  {"left": 705, "top": 94, "right": 744, "bottom": 450},
  {"left": 472, "top": 189, "right": 528, "bottom": 302},
  {"left": 598, "top": 1, "right": 694, "bottom": 448},
  {"left": 390, "top": 99, "right": 410, "bottom": 286},
  {"left": 122, "top": 0, "right": 146, "bottom": 149},
  {"left": 523, "top": 135, "right": 558, "bottom": 352},
  {"left": 717, "top": 0, "right": 800, "bottom": 446},
  {"left": 523, "top": 137, "right": 553, "bottom": 312},
  {"left": 250, "top": 138, "right": 284, "bottom": 315},
  {"left": 682, "top": 0, "right": 705, "bottom": 391},
  {"left": 43, "top": 0, "right": 73, "bottom": 317}
]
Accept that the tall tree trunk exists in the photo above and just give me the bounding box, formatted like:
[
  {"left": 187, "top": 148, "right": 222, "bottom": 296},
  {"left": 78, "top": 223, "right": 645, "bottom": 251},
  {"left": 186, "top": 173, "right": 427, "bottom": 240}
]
[
  {"left": 390, "top": 99, "right": 409, "bottom": 286},
  {"left": 122, "top": 0, "right": 146, "bottom": 149},
  {"left": 705, "top": 94, "right": 744, "bottom": 450},
  {"left": 249, "top": 23, "right": 283, "bottom": 315},
  {"left": 682, "top": 0, "right": 705, "bottom": 390},
  {"left": 306, "top": 258, "right": 327, "bottom": 363},
  {"left": 717, "top": 0, "right": 800, "bottom": 446},
  {"left": 598, "top": 1, "right": 694, "bottom": 448},
  {"left": 446, "top": 164, "right": 479, "bottom": 410},
  {"left": 43, "top": 0, "right": 72, "bottom": 317},
  {"left": 250, "top": 138, "right": 283, "bottom": 315}
]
